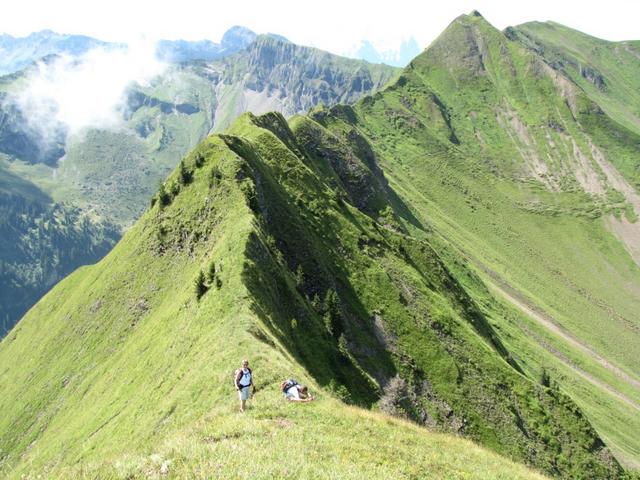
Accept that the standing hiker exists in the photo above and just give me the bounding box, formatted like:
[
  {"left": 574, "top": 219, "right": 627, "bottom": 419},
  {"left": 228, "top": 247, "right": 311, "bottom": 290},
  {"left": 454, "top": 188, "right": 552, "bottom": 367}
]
[{"left": 235, "top": 359, "right": 254, "bottom": 412}]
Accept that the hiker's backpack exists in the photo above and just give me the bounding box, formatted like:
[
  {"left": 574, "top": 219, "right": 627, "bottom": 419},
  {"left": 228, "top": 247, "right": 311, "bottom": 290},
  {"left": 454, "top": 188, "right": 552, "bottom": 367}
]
[
  {"left": 280, "top": 378, "right": 298, "bottom": 393},
  {"left": 234, "top": 368, "right": 252, "bottom": 388}
]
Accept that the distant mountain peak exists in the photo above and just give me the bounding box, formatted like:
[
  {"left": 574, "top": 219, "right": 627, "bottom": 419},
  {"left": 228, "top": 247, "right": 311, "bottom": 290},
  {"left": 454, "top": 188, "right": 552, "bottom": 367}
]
[
  {"left": 0, "top": 31, "right": 110, "bottom": 75},
  {"left": 220, "top": 25, "right": 257, "bottom": 49},
  {"left": 155, "top": 26, "right": 258, "bottom": 63}
]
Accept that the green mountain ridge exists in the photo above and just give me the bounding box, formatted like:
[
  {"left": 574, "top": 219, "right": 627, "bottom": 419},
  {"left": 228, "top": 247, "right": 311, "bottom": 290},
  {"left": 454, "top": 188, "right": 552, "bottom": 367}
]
[
  {"left": 0, "top": 109, "right": 622, "bottom": 479},
  {"left": 508, "top": 21, "right": 640, "bottom": 138},
  {"left": 1, "top": 11, "right": 640, "bottom": 478},
  {"left": 344, "top": 11, "right": 640, "bottom": 467}
]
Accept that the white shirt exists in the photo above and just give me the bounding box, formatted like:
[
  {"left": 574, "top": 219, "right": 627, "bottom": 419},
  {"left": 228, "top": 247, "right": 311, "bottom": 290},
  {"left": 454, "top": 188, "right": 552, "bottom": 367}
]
[
  {"left": 238, "top": 368, "right": 252, "bottom": 388},
  {"left": 285, "top": 385, "right": 300, "bottom": 399}
]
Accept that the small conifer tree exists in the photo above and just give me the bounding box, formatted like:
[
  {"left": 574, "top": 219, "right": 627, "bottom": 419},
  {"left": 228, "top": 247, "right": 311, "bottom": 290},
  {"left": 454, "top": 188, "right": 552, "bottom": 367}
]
[
  {"left": 210, "top": 167, "right": 222, "bottom": 188},
  {"left": 194, "top": 269, "right": 207, "bottom": 299},
  {"left": 294, "top": 264, "right": 304, "bottom": 289},
  {"left": 158, "top": 183, "right": 171, "bottom": 207},
  {"left": 179, "top": 160, "right": 192, "bottom": 185},
  {"left": 540, "top": 368, "right": 551, "bottom": 388},
  {"left": 207, "top": 261, "right": 216, "bottom": 284},
  {"left": 323, "top": 289, "right": 341, "bottom": 336}
]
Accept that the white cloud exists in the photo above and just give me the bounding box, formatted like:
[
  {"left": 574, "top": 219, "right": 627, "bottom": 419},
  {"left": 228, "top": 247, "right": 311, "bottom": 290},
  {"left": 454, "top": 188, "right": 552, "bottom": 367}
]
[{"left": 15, "top": 39, "right": 166, "bottom": 138}]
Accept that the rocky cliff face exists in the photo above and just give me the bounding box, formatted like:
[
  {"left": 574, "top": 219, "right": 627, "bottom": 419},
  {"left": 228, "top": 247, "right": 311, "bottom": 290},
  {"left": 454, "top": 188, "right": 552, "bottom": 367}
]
[{"left": 209, "top": 35, "right": 397, "bottom": 129}]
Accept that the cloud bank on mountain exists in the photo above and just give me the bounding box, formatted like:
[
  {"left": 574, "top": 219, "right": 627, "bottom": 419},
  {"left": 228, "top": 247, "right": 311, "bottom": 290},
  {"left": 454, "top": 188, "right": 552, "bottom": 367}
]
[{"left": 12, "top": 40, "right": 166, "bottom": 144}]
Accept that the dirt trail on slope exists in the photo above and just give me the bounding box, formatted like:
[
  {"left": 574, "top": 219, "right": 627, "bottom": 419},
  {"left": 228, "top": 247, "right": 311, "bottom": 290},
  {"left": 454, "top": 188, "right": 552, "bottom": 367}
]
[{"left": 478, "top": 263, "right": 640, "bottom": 411}]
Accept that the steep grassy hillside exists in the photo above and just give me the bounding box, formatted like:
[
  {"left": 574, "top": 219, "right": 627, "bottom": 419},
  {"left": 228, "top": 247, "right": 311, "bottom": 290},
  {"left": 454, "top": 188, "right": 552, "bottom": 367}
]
[
  {"left": 0, "top": 112, "right": 624, "bottom": 479},
  {"left": 3, "top": 12, "right": 640, "bottom": 478},
  {"left": 310, "top": 11, "right": 640, "bottom": 469},
  {"left": 510, "top": 21, "right": 640, "bottom": 138},
  {"left": 0, "top": 40, "right": 398, "bottom": 335}
]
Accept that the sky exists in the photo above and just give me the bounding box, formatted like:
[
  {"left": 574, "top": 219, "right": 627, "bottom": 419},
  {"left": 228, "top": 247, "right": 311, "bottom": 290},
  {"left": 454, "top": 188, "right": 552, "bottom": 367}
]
[{"left": 1, "top": 0, "right": 639, "bottom": 58}]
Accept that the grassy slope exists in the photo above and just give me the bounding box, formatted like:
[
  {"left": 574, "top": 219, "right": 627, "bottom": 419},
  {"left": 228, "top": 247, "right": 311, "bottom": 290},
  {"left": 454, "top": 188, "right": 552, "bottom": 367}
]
[
  {"left": 228, "top": 113, "right": 622, "bottom": 478},
  {"left": 0, "top": 111, "right": 624, "bottom": 479},
  {"left": 512, "top": 21, "right": 640, "bottom": 139},
  {"left": 327, "top": 12, "right": 640, "bottom": 468},
  {"left": 2, "top": 14, "right": 639, "bottom": 478},
  {"left": 57, "top": 399, "right": 549, "bottom": 479},
  {"left": 0, "top": 123, "right": 549, "bottom": 480}
]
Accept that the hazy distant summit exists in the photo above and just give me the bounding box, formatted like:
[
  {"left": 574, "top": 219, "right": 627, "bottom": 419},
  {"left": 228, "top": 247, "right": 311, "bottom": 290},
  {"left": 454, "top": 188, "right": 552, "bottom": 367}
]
[
  {"left": 156, "top": 26, "right": 291, "bottom": 63},
  {"left": 0, "top": 30, "right": 112, "bottom": 75},
  {"left": 155, "top": 26, "right": 259, "bottom": 62}
]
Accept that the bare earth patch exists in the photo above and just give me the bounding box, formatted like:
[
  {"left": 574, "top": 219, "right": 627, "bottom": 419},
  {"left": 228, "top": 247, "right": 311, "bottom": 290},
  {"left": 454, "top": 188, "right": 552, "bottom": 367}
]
[{"left": 589, "top": 140, "right": 640, "bottom": 266}]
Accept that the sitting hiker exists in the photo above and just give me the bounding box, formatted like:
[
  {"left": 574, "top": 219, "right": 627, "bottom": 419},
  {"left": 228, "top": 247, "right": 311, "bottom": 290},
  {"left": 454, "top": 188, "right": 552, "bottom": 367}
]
[
  {"left": 235, "top": 359, "right": 254, "bottom": 412},
  {"left": 280, "top": 378, "right": 314, "bottom": 402}
]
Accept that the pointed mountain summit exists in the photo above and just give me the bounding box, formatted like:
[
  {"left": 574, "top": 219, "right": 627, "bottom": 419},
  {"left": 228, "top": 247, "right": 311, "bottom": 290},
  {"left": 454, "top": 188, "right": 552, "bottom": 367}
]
[
  {"left": 411, "top": 10, "right": 506, "bottom": 79},
  {"left": 346, "top": 11, "right": 640, "bottom": 469},
  {"left": 154, "top": 26, "right": 257, "bottom": 62},
  {"left": 220, "top": 25, "right": 259, "bottom": 51}
]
